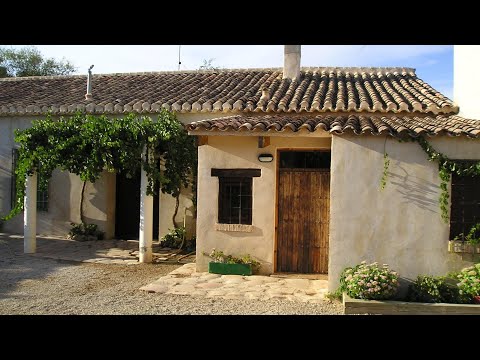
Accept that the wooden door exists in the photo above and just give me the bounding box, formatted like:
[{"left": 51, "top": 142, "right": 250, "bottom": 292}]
[{"left": 276, "top": 169, "right": 330, "bottom": 273}]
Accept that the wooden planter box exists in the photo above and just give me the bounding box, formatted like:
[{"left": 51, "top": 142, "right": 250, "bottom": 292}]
[
  {"left": 343, "top": 293, "right": 480, "bottom": 315},
  {"left": 208, "top": 262, "right": 252, "bottom": 276}
]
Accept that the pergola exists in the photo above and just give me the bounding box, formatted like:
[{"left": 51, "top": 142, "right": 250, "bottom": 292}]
[{"left": 22, "top": 147, "right": 155, "bottom": 263}]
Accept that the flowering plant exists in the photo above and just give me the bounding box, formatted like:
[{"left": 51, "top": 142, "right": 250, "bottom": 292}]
[
  {"left": 456, "top": 263, "right": 480, "bottom": 298},
  {"left": 341, "top": 261, "right": 399, "bottom": 300},
  {"left": 203, "top": 248, "right": 261, "bottom": 271}
]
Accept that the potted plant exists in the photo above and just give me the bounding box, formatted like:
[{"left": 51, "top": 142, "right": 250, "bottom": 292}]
[
  {"left": 204, "top": 249, "right": 260, "bottom": 276},
  {"left": 452, "top": 223, "right": 480, "bottom": 254}
]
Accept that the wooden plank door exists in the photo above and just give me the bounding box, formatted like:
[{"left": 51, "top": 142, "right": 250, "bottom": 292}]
[{"left": 276, "top": 170, "right": 330, "bottom": 273}]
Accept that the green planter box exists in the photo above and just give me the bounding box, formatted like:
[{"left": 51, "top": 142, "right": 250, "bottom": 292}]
[{"left": 208, "top": 262, "right": 252, "bottom": 276}]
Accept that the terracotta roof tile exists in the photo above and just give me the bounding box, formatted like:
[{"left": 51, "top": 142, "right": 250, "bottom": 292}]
[
  {"left": 0, "top": 67, "right": 458, "bottom": 116},
  {"left": 187, "top": 114, "right": 480, "bottom": 138}
]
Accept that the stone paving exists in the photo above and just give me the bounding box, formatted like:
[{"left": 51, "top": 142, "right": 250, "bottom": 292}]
[
  {"left": 0, "top": 233, "right": 194, "bottom": 265},
  {"left": 140, "top": 263, "right": 329, "bottom": 303},
  {"left": 1, "top": 233, "right": 330, "bottom": 303}
]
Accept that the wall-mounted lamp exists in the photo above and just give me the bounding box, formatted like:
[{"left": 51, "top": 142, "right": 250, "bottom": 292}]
[{"left": 258, "top": 153, "right": 274, "bottom": 163}]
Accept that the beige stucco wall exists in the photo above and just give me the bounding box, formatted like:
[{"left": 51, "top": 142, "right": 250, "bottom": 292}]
[
  {"left": 454, "top": 45, "right": 480, "bottom": 118},
  {"left": 196, "top": 135, "right": 332, "bottom": 274},
  {"left": 0, "top": 112, "right": 222, "bottom": 239},
  {"left": 329, "top": 134, "right": 480, "bottom": 290}
]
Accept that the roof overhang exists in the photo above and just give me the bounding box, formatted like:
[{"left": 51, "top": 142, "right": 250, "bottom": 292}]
[{"left": 187, "top": 114, "right": 480, "bottom": 139}]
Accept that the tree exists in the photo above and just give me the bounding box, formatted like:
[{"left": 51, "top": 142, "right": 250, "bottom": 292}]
[
  {"left": 0, "top": 46, "right": 76, "bottom": 77},
  {"left": 198, "top": 58, "right": 219, "bottom": 70}
]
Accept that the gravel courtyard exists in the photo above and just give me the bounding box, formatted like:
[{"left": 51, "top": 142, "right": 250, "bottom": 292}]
[{"left": 0, "top": 238, "right": 342, "bottom": 315}]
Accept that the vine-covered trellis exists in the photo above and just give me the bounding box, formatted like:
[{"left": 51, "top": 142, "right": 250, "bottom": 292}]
[{"left": 2, "top": 109, "right": 197, "bottom": 222}]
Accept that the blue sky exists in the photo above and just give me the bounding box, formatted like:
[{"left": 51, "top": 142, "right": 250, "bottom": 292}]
[{"left": 11, "top": 45, "right": 454, "bottom": 99}]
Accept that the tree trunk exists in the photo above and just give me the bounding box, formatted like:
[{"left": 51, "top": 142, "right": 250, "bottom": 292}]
[
  {"left": 80, "top": 181, "right": 86, "bottom": 224},
  {"left": 172, "top": 194, "right": 179, "bottom": 229}
]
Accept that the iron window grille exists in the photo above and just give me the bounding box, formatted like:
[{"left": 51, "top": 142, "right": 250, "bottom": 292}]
[
  {"left": 211, "top": 168, "right": 260, "bottom": 225},
  {"left": 450, "top": 171, "right": 480, "bottom": 240}
]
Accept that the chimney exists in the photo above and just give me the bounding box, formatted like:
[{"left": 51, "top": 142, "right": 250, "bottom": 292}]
[
  {"left": 454, "top": 46, "right": 480, "bottom": 118},
  {"left": 283, "top": 45, "right": 301, "bottom": 80},
  {"left": 85, "top": 65, "right": 94, "bottom": 100}
]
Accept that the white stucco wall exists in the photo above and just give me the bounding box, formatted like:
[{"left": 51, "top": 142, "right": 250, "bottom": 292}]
[
  {"left": 0, "top": 112, "right": 223, "bottom": 239},
  {"left": 196, "top": 134, "right": 332, "bottom": 274},
  {"left": 329, "top": 135, "right": 480, "bottom": 289},
  {"left": 454, "top": 45, "right": 480, "bottom": 118}
]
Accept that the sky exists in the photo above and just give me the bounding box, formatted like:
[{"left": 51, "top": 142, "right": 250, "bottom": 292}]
[{"left": 10, "top": 45, "right": 454, "bottom": 99}]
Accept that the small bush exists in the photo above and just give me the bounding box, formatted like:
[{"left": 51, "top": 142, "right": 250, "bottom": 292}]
[
  {"left": 161, "top": 227, "right": 185, "bottom": 248},
  {"left": 456, "top": 263, "right": 480, "bottom": 300},
  {"left": 343, "top": 261, "right": 399, "bottom": 300},
  {"left": 68, "top": 222, "right": 104, "bottom": 241},
  {"left": 160, "top": 226, "right": 195, "bottom": 251},
  {"left": 407, "top": 275, "right": 469, "bottom": 304},
  {"left": 324, "top": 291, "right": 342, "bottom": 302}
]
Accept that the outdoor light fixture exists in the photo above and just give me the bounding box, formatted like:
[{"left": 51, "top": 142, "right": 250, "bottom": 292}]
[{"left": 258, "top": 153, "right": 274, "bottom": 162}]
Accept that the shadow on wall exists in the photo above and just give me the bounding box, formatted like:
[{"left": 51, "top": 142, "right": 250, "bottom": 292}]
[
  {"left": 0, "top": 166, "right": 10, "bottom": 218},
  {"left": 388, "top": 164, "right": 440, "bottom": 214},
  {"left": 83, "top": 177, "right": 112, "bottom": 239},
  {"left": 37, "top": 170, "right": 73, "bottom": 235},
  {"left": 1, "top": 165, "right": 75, "bottom": 236},
  {"left": 184, "top": 202, "right": 196, "bottom": 239},
  {"left": 344, "top": 135, "right": 441, "bottom": 214}
]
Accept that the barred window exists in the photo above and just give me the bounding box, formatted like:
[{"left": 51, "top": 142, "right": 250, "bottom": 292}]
[
  {"left": 218, "top": 177, "right": 252, "bottom": 225},
  {"left": 450, "top": 172, "right": 480, "bottom": 240},
  {"left": 11, "top": 149, "right": 49, "bottom": 212},
  {"left": 211, "top": 168, "right": 260, "bottom": 225}
]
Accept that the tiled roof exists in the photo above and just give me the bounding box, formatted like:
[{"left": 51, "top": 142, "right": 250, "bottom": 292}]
[
  {"left": 0, "top": 67, "right": 457, "bottom": 116},
  {"left": 187, "top": 114, "right": 480, "bottom": 138}
]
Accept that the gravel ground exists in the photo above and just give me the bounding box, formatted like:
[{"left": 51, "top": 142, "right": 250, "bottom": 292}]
[{"left": 0, "top": 241, "right": 343, "bottom": 315}]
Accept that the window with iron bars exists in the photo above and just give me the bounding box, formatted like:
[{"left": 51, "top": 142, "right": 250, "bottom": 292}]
[{"left": 450, "top": 170, "right": 480, "bottom": 241}]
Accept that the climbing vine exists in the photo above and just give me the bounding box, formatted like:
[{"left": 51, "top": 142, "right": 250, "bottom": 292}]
[
  {"left": 415, "top": 136, "right": 480, "bottom": 222},
  {"left": 380, "top": 135, "right": 480, "bottom": 223},
  {"left": 380, "top": 137, "right": 390, "bottom": 191},
  {"left": 3, "top": 109, "right": 197, "bottom": 221}
]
